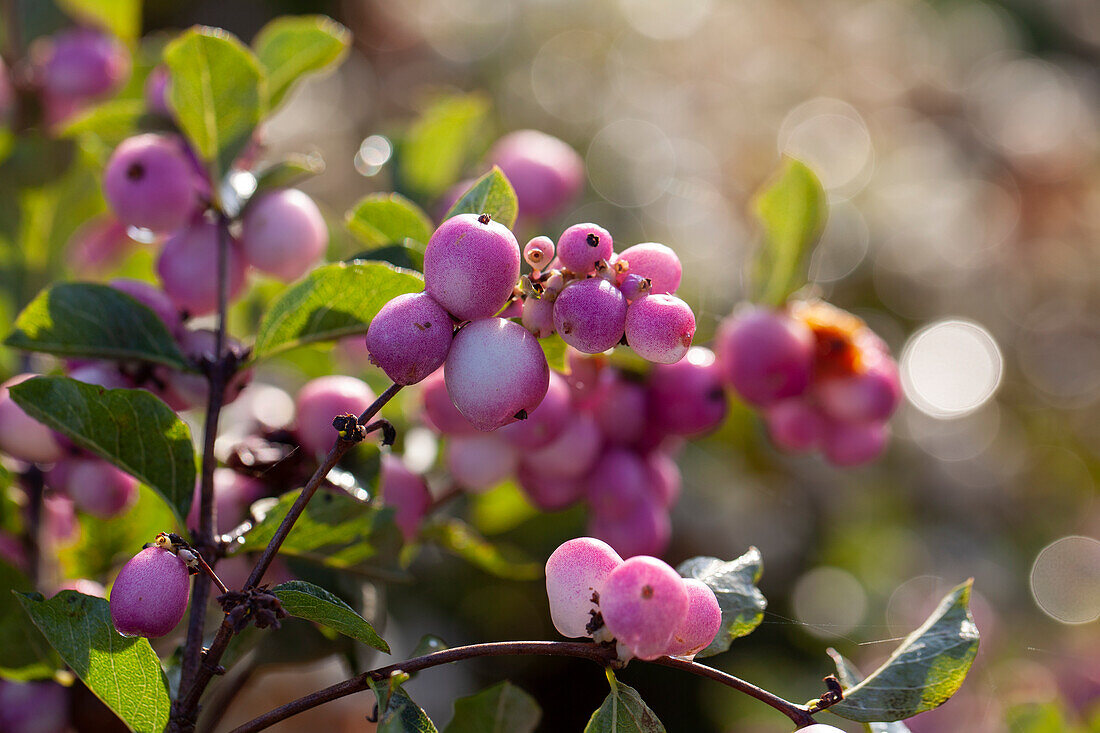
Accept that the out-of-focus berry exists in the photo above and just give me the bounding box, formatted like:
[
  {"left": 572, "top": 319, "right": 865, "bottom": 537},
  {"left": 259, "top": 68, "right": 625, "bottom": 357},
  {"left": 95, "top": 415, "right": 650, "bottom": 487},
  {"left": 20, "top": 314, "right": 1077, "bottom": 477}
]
[
  {"left": 157, "top": 217, "right": 248, "bottom": 316},
  {"left": 446, "top": 433, "right": 519, "bottom": 493},
  {"left": 240, "top": 189, "right": 328, "bottom": 282},
  {"left": 103, "top": 134, "right": 199, "bottom": 234},
  {"left": 379, "top": 454, "right": 431, "bottom": 541},
  {"left": 294, "top": 376, "right": 377, "bottom": 455},
  {"left": 647, "top": 347, "right": 727, "bottom": 437},
  {"left": 715, "top": 307, "right": 814, "bottom": 406},
  {"left": 486, "top": 130, "right": 584, "bottom": 219},
  {"left": 498, "top": 370, "right": 570, "bottom": 448},
  {"left": 0, "top": 374, "right": 65, "bottom": 464}
]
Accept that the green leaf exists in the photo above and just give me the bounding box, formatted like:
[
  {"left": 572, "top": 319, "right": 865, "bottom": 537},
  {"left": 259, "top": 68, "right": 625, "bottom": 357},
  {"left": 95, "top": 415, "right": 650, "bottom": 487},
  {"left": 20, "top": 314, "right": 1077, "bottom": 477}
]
[
  {"left": 750, "top": 157, "right": 827, "bottom": 307},
  {"left": 8, "top": 377, "right": 196, "bottom": 524},
  {"left": 16, "top": 591, "right": 171, "bottom": 733},
  {"left": 253, "top": 15, "right": 351, "bottom": 110},
  {"left": 369, "top": 675, "right": 439, "bottom": 733},
  {"left": 444, "top": 681, "right": 541, "bottom": 733},
  {"left": 60, "top": 99, "right": 153, "bottom": 148},
  {"left": 829, "top": 580, "right": 980, "bottom": 723},
  {"left": 0, "top": 562, "right": 60, "bottom": 681},
  {"left": 1005, "top": 702, "right": 1073, "bottom": 733},
  {"left": 827, "top": 649, "right": 912, "bottom": 733},
  {"left": 585, "top": 670, "right": 665, "bottom": 733},
  {"left": 399, "top": 93, "right": 490, "bottom": 198},
  {"left": 56, "top": 0, "right": 141, "bottom": 42},
  {"left": 5, "top": 283, "right": 188, "bottom": 368},
  {"left": 253, "top": 153, "right": 326, "bottom": 193},
  {"left": 410, "top": 634, "right": 449, "bottom": 658},
  {"left": 252, "top": 261, "right": 424, "bottom": 360},
  {"left": 349, "top": 244, "right": 424, "bottom": 272},
  {"left": 271, "top": 580, "right": 389, "bottom": 652},
  {"left": 677, "top": 547, "right": 767, "bottom": 657},
  {"left": 164, "top": 27, "right": 266, "bottom": 185},
  {"left": 421, "top": 518, "right": 541, "bottom": 580},
  {"left": 347, "top": 193, "right": 435, "bottom": 248},
  {"left": 444, "top": 167, "right": 518, "bottom": 231},
  {"left": 537, "top": 331, "right": 568, "bottom": 373}
]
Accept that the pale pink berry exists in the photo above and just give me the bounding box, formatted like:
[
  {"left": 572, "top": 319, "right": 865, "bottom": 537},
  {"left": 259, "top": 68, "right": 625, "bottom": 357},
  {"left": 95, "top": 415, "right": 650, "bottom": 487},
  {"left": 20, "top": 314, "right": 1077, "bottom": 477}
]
[
  {"left": 446, "top": 433, "right": 519, "bottom": 493},
  {"left": 498, "top": 370, "right": 570, "bottom": 448},
  {"left": 240, "top": 189, "right": 328, "bottom": 282},
  {"left": 523, "top": 236, "right": 555, "bottom": 270},
  {"left": 794, "top": 727, "right": 846, "bottom": 733},
  {"left": 715, "top": 308, "right": 815, "bottom": 407},
  {"left": 822, "top": 420, "right": 889, "bottom": 467},
  {"left": 545, "top": 537, "right": 623, "bottom": 639},
  {"left": 68, "top": 362, "right": 130, "bottom": 390},
  {"left": 585, "top": 448, "right": 652, "bottom": 521},
  {"left": 599, "top": 555, "right": 689, "bottom": 660},
  {"left": 815, "top": 355, "right": 902, "bottom": 424},
  {"left": 103, "top": 134, "right": 199, "bottom": 233},
  {"left": 617, "top": 243, "right": 681, "bottom": 294},
  {"left": 518, "top": 471, "right": 585, "bottom": 512},
  {"left": 109, "top": 278, "right": 182, "bottom": 334},
  {"left": 43, "top": 494, "right": 78, "bottom": 546},
  {"left": 553, "top": 278, "right": 627, "bottom": 354},
  {"left": 444, "top": 318, "right": 550, "bottom": 432},
  {"left": 61, "top": 458, "right": 138, "bottom": 518},
  {"left": 0, "top": 374, "right": 65, "bottom": 464},
  {"left": 379, "top": 454, "right": 431, "bottom": 541},
  {"left": 424, "top": 214, "right": 520, "bottom": 320},
  {"left": 590, "top": 375, "right": 646, "bottom": 446},
  {"left": 521, "top": 413, "right": 602, "bottom": 480},
  {"left": 644, "top": 451, "right": 681, "bottom": 508},
  {"left": 420, "top": 368, "right": 476, "bottom": 435},
  {"left": 110, "top": 547, "right": 190, "bottom": 638},
  {"left": 556, "top": 223, "right": 613, "bottom": 275},
  {"left": 487, "top": 130, "right": 584, "bottom": 219},
  {"left": 294, "top": 376, "right": 377, "bottom": 455},
  {"left": 765, "top": 398, "right": 825, "bottom": 452},
  {"left": 157, "top": 218, "right": 248, "bottom": 316},
  {"left": 366, "top": 292, "right": 454, "bottom": 385},
  {"left": 587, "top": 500, "right": 671, "bottom": 560},
  {"left": 186, "top": 468, "right": 265, "bottom": 535},
  {"left": 67, "top": 216, "right": 134, "bottom": 274},
  {"left": 664, "top": 578, "right": 721, "bottom": 658},
  {"left": 521, "top": 296, "right": 555, "bottom": 338},
  {"left": 647, "top": 347, "right": 727, "bottom": 436},
  {"left": 625, "top": 294, "right": 695, "bottom": 364}
]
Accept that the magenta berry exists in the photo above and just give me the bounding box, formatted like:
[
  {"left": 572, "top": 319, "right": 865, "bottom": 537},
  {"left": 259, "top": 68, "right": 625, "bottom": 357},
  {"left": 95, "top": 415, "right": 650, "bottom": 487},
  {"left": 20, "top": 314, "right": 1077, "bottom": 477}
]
[
  {"left": 644, "top": 451, "right": 682, "bottom": 508},
  {"left": 588, "top": 500, "right": 671, "bottom": 560},
  {"left": 599, "top": 555, "right": 689, "bottom": 660},
  {"left": 0, "top": 374, "right": 64, "bottom": 464},
  {"left": 815, "top": 356, "right": 902, "bottom": 424},
  {"left": 617, "top": 242, "right": 682, "bottom": 294},
  {"left": 664, "top": 578, "right": 722, "bottom": 658},
  {"left": 590, "top": 376, "right": 647, "bottom": 446},
  {"left": 379, "top": 454, "right": 431, "bottom": 541},
  {"left": 545, "top": 537, "right": 623, "bottom": 639},
  {"left": 585, "top": 448, "right": 652, "bottom": 521},
  {"left": 523, "top": 235, "right": 555, "bottom": 270},
  {"left": 444, "top": 318, "right": 550, "bottom": 431},
  {"left": 764, "top": 398, "right": 825, "bottom": 452},
  {"left": 110, "top": 546, "right": 191, "bottom": 638},
  {"left": 68, "top": 362, "right": 130, "bottom": 390},
  {"left": 822, "top": 420, "right": 889, "bottom": 467},
  {"left": 67, "top": 216, "right": 133, "bottom": 274},
  {"left": 518, "top": 471, "right": 585, "bottom": 511},
  {"left": 186, "top": 468, "right": 265, "bottom": 535},
  {"left": 619, "top": 273, "right": 651, "bottom": 302},
  {"left": 424, "top": 213, "right": 520, "bottom": 320},
  {"left": 521, "top": 412, "right": 602, "bottom": 480},
  {"left": 145, "top": 65, "right": 171, "bottom": 116},
  {"left": 420, "top": 368, "right": 477, "bottom": 435},
  {"left": 487, "top": 130, "right": 584, "bottom": 219},
  {"left": 42, "top": 28, "right": 129, "bottom": 99},
  {"left": 498, "top": 370, "right": 570, "bottom": 448},
  {"left": 556, "top": 223, "right": 613, "bottom": 275},
  {"left": 0, "top": 680, "right": 70, "bottom": 733},
  {"left": 647, "top": 347, "right": 728, "bottom": 437},
  {"left": 553, "top": 278, "right": 627, "bottom": 354},
  {"left": 446, "top": 433, "right": 519, "bottom": 493},
  {"left": 521, "top": 295, "right": 555, "bottom": 338},
  {"left": 61, "top": 458, "right": 138, "bottom": 518},
  {"left": 240, "top": 189, "right": 328, "bottom": 282},
  {"left": 157, "top": 217, "right": 248, "bottom": 316},
  {"left": 103, "top": 134, "right": 199, "bottom": 233},
  {"left": 366, "top": 292, "right": 454, "bottom": 385},
  {"left": 625, "top": 293, "right": 696, "bottom": 364},
  {"left": 294, "top": 376, "right": 377, "bottom": 455},
  {"left": 715, "top": 307, "right": 814, "bottom": 406}
]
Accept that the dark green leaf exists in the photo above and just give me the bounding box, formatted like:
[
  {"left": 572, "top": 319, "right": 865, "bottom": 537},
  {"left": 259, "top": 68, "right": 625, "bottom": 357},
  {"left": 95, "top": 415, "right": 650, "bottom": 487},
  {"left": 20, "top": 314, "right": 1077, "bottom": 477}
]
[
  {"left": 252, "top": 261, "right": 424, "bottom": 360},
  {"left": 827, "top": 649, "right": 913, "bottom": 733},
  {"left": 253, "top": 153, "right": 326, "bottom": 193},
  {"left": 16, "top": 591, "right": 170, "bottom": 732},
  {"left": 347, "top": 193, "right": 435, "bottom": 248},
  {"left": 56, "top": 0, "right": 141, "bottom": 42},
  {"left": 0, "top": 562, "right": 60, "bottom": 680},
  {"left": 5, "top": 283, "right": 188, "bottom": 368},
  {"left": 584, "top": 670, "right": 665, "bottom": 733},
  {"left": 253, "top": 15, "right": 351, "bottom": 110},
  {"left": 750, "top": 157, "right": 827, "bottom": 307},
  {"left": 164, "top": 27, "right": 266, "bottom": 185},
  {"left": 444, "top": 167, "right": 518, "bottom": 231},
  {"left": 399, "top": 93, "right": 489, "bottom": 198},
  {"left": 444, "top": 681, "right": 541, "bottom": 733},
  {"left": 830, "top": 580, "right": 980, "bottom": 723},
  {"left": 349, "top": 245, "right": 424, "bottom": 272},
  {"left": 9, "top": 377, "right": 196, "bottom": 524},
  {"left": 271, "top": 579, "right": 389, "bottom": 652},
  {"left": 421, "top": 518, "right": 541, "bottom": 580},
  {"left": 677, "top": 547, "right": 766, "bottom": 657},
  {"left": 369, "top": 675, "right": 439, "bottom": 733}
]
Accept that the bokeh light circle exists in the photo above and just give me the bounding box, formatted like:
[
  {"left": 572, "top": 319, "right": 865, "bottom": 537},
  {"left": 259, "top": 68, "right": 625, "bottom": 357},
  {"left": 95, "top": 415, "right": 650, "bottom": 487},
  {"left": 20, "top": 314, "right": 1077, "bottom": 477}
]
[
  {"left": 901, "top": 319, "right": 1003, "bottom": 418},
  {"left": 791, "top": 566, "right": 867, "bottom": 639},
  {"left": 586, "top": 119, "right": 676, "bottom": 207},
  {"left": 1030, "top": 536, "right": 1100, "bottom": 624}
]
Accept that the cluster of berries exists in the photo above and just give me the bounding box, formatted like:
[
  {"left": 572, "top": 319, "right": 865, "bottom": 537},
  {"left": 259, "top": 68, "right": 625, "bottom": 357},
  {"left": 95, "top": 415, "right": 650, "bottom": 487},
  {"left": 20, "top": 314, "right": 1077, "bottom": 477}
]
[
  {"left": 716, "top": 301, "right": 902, "bottom": 466},
  {"left": 545, "top": 537, "right": 720, "bottom": 661}
]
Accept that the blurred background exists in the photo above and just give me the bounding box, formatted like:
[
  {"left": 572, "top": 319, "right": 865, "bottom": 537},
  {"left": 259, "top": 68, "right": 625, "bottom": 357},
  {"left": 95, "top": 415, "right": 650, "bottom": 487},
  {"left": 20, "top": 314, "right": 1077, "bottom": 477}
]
[{"left": 4, "top": 0, "right": 1100, "bottom": 731}]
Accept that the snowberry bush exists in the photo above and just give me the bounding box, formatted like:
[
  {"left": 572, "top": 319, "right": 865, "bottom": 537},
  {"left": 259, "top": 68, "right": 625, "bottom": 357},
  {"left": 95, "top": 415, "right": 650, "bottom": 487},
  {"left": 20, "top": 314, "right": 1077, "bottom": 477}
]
[{"left": 0, "top": 6, "right": 979, "bottom": 733}]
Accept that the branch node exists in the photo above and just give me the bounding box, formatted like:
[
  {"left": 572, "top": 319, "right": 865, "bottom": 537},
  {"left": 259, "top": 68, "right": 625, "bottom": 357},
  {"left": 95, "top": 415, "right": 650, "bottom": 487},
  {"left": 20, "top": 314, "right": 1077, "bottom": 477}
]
[
  {"left": 333, "top": 413, "right": 367, "bottom": 443},
  {"left": 806, "top": 675, "right": 844, "bottom": 713},
  {"left": 217, "top": 587, "right": 289, "bottom": 633}
]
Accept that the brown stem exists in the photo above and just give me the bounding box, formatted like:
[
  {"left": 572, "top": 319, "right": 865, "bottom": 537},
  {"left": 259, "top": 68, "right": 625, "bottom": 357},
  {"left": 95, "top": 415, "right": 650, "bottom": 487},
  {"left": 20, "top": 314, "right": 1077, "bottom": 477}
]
[{"left": 227, "top": 641, "right": 819, "bottom": 733}]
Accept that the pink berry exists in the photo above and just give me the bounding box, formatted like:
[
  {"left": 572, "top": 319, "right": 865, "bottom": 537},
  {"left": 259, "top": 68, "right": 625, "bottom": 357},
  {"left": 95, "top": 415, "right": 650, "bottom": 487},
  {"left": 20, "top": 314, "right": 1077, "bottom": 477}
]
[
  {"left": 43, "top": 494, "right": 78, "bottom": 546},
  {"left": 647, "top": 347, "right": 728, "bottom": 436},
  {"left": 544, "top": 537, "right": 623, "bottom": 639},
  {"left": 523, "top": 235, "right": 556, "bottom": 270},
  {"left": 617, "top": 243, "right": 681, "bottom": 294},
  {"left": 420, "top": 368, "right": 477, "bottom": 435},
  {"left": 446, "top": 433, "right": 519, "bottom": 493},
  {"left": 521, "top": 295, "right": 555, "bottom": 338},
  {"left": 585, "top": 448, "right": 652, "bottom": 521},
  {"left": 487, "top": 130, "right": 584, "bottom": 219},
  {"left": 61, "top": 458, "right": 138, "bottom": 518},
  {"left": 68, "top": 362, "right": 130, "bottom": 390},
  {"left": 240, "top": 189, "right": 328, "bottom": 282},
  {"left": 0, "top": 375, "right": 65, "bottom": 464},
  {"left": 366, "top": 292, "right": 454, "bottom": 385},
  {"left": 794, "top": 727, "right": 846, "bottom": 733},
  {"left": 715, "top": 308, "right": 814, "bottom": 407},
  {"left": 556, "top": 223, "right": 613, "bottom": 275},
  {"left": 186, "top": 468, "right": 265, "bottom": 535},
  {"left": 521, "top": 412, "right": 602, "bottom": 480},
  {"left": 553, "top": 278, "right": 627, "bottom": 354},
  {"left": 599, "top": 555, "right": 689, "bottom": 660},
  {"left": 0, "top": 680, "right": 70, "bottom": 733},
  {"left": 498, "top": 370, "right": 570, "bottom": 448},
  {"left": 590, "top": 375, "right": 647, "bottom": 446},
  {"left": 815, "top": 355, "right": 902, "bottom": 424},
  {"left": 144, "top": 65, "right": 171, "bottom": 116},
  {"left": 109, "top": 279, "right": 182, "bottom": 335},
  {"left": 619, "top": 273, "right": 651, "bottom": 302},
  {"left": 67, "top": 216, "right": 134, "bottom": 274},
  {"left": 822, "top": 420, "right": 889, "bottom": 467},
  {"left": 644, "top": 451, "right": 681, "bottom": 508},
  {"left": 518, "top": 471, "right": 585, "bottom": 512},
  {"left": 157, "top": 329, "right": 252, "bottom": 409},
  {"left": 587, "top": 500, "right": 671, "bottom": 560},
  {"left": 110, "top": 546, "right": 190, "bottom": 638},
  {"left": 103, "top": 134, "right": 199, "bottom": 233},
  {"left": 0, "top": 58, "right": 12, "bottom": 126},
  {"left": 157, "top": 217, "right": 248, "bottom": 316},
  {"left": 765, "top": 398, "right": 825, "bottom": 452},
  {"left": 424, "top": 213, "right": 520, "bottom": 320},
  {"left": 664, "top": 578, "right": 722, "bottom": 658},
  {"left": 379, "top": 454, "right": 431, "bottom": 541},
  {"left": 625, "top": 294, "right": 695, "bottom": 364},
  {"left": 42, "top": 28, "right": 129, "bottom": 99},
  {"left": 294, "top": 376, "right": 377, "bottom": 455},
  {"left": 444, "top": 318, "right": 550, "bottom": 432}
]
